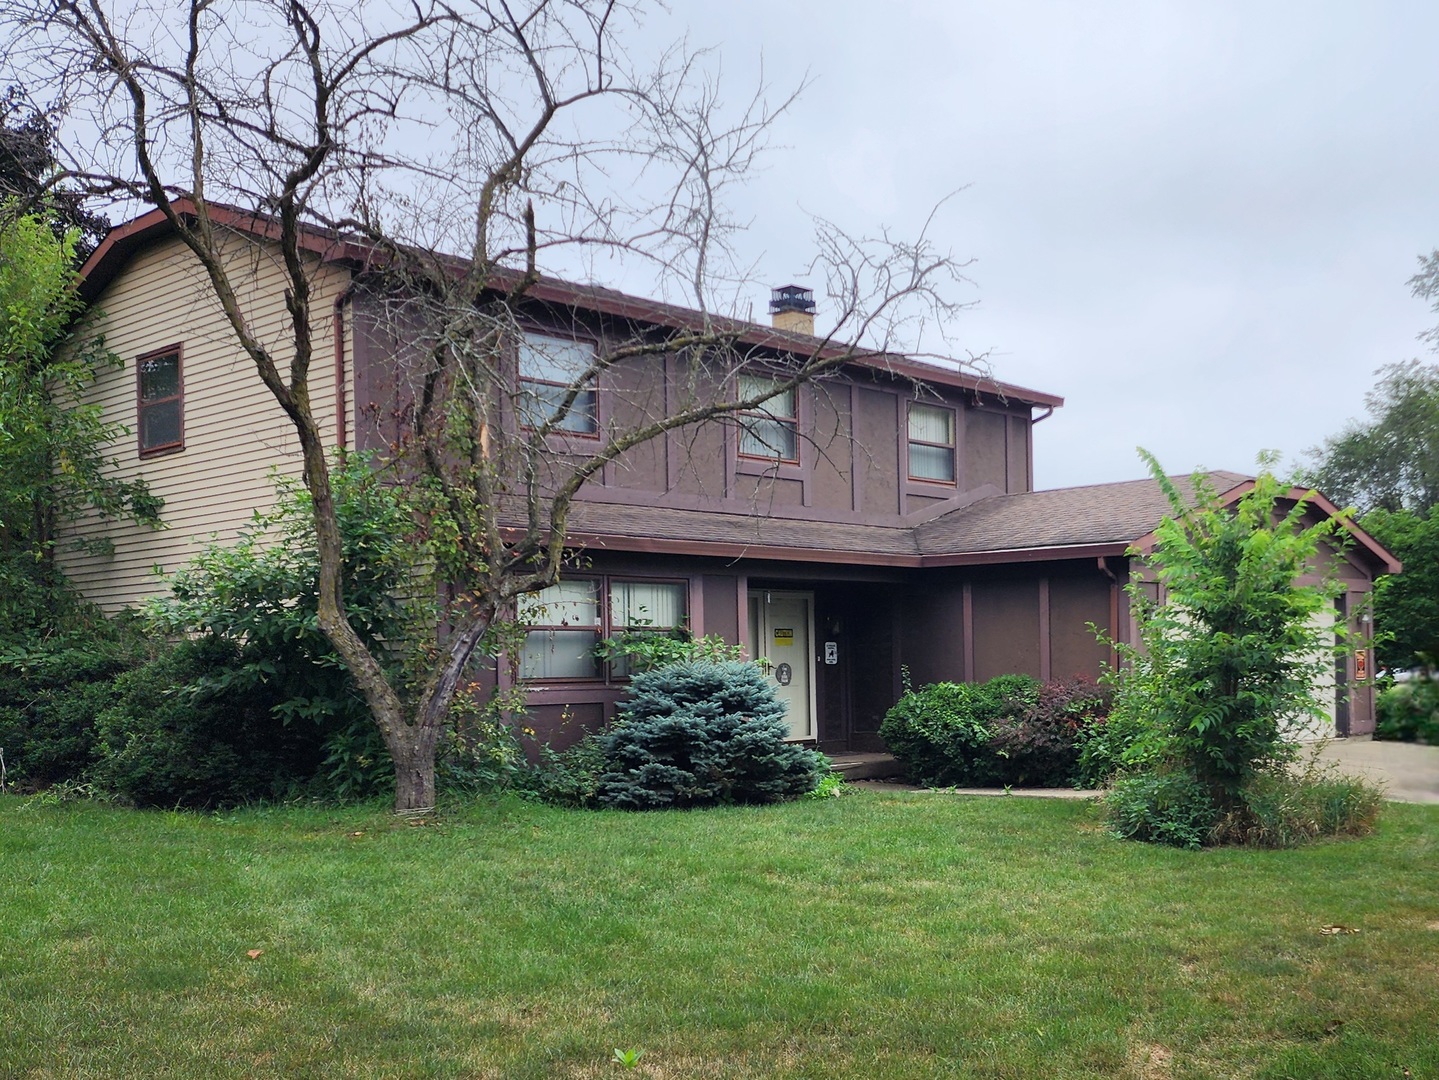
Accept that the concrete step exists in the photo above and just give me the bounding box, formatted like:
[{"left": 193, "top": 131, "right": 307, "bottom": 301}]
[{"left": 827, "top": 752, "right": 903, "bottom": 781}]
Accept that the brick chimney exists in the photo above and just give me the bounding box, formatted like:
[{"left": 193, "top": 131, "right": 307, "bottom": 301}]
[{"left": 769, "top": 284, "right": 816, "bottom": 335}]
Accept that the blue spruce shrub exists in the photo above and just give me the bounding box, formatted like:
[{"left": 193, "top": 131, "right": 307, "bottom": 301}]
[{"left": 596, "top": 660, "right": 824, "bottom": 809}]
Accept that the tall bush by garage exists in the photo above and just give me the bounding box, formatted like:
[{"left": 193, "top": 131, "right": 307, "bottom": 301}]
[
  {"left": 1375, "top": 678, "right": 1439, "bottom": 745},
  {"left": 595, "top": 660, "right": 823, "bottom": 809}
]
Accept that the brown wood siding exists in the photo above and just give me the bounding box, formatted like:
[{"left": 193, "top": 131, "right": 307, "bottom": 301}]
[
  {"left": 1007, "top": 416, "right": 1031, "bottom": 493},
  {"left": 856, "top": 387, "right": 901, "bottom": 515},
  {"left": 847, "top": 584, "right": 899, "bottom": 750},
  {"left": 899, "top": 579, "right": 966, "bottom": 686},
  {"left": 965, "top": 409, "right": 1007, "bottom": 491},
  {"left": 1048, "top": 572, "right": 1113, "bottom": 680},
  {"left": 809, "top": 386, "right": 853, "bottom": 510},
  {"left": 971, "top": 577, "right": 1042, "bottom": 680},
  {"left": 702, "top": 575, "right": 740, "bottom": 643}
]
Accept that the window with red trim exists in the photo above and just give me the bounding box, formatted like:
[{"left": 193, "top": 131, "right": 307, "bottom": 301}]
[
  {"left": 138, "top": 347, "right": 183, "bottom": 455},
  {"left": 908, "top": 402, "right": 955, "bottom": 483},
  {"left": 737, "top": 373, "right": 798, "bottom": 461},
  {"left": 518, "top": 330, "right": 598, "bottom": 434}
]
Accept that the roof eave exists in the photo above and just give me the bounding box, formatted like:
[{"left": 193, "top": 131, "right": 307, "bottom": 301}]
[
  {"left": 918, "top": 541, "right": 1133, "bottom": 567},
  {"left": 77, "top": 202, "right": 1065, "bottom": 408}
]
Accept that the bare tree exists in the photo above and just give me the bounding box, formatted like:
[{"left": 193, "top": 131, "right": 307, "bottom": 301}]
[{"left": 6, "top": 0, "right": 978, "bottom": 812}]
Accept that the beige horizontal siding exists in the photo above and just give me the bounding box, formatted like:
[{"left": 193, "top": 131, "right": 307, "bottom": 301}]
[{"left": 56, "top": 234, "right": 354, "bottom": 611}]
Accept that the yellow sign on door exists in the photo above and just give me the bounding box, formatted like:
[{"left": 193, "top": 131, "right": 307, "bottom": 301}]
[{"left": 773, "top": 627, "right": 794, "bottom": 645}]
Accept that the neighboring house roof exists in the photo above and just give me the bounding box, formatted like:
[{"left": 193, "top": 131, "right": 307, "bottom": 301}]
[{"left": 76, "top": 201, "right": 1065, "bottom": 408}]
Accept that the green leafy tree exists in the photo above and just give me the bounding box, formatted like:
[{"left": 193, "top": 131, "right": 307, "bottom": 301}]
[
  {"left": 1305, "top": 360, "right": 1439, "bottom": 515},
  {"left": 151, "top": 456, "right": 444, "bottom": 798},
  {"left": 1114, "top": 452, "right": 1343, "bottom": 810},
  {"left": 1305, "top": 251, "right": 1439, "bottom": 515},
  {"left": 0, "top": 210, "right": 159, "bottom": 634},
  {"left": 1359, "top": 508, "right": 1439, "bottom": 671},
  {"left": 1303, "top": 250, "right": 1439, "bottom": 674}
]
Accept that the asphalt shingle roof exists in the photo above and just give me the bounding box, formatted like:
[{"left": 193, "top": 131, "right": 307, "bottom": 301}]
[
  {"left": 539, "top": 500, "right": 921, "bottom": 557},
  {"left": 915, "top": 471, "right": 1253, "bottom": 556},
  {"left": 502, "top": 471, "right": 1255, "bottom": 562}
]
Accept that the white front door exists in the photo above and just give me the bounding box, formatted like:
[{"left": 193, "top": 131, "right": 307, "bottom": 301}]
[{"left": 748, "top": 590, "right": 816, "bottom": 741}]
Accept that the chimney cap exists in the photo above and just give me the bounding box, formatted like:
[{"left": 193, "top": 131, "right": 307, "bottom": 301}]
[{"left": 769, "top": 284, "right": 815, "bottom": 315}]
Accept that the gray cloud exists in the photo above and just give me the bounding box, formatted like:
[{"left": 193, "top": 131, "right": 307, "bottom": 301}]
[{"left": 657, "top": 1, "right": 1439, "bottom": 488}]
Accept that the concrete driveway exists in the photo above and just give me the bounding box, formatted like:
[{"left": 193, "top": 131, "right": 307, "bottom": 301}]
[{"left": 1309, "top": 737, "right": 1439, "bottom": 804}]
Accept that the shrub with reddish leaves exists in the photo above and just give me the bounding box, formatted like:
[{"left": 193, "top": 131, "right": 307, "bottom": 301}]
[
  {"left": 987, "top": 677, "right": 1113, "bottom": 787},
  {"left": 881, "top": 674, "right": 1111, "bottom": 789}
]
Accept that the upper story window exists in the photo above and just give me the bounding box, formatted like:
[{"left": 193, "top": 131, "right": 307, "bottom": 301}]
[
  {"left": 517, "top": 577, "right": 688, "bottom": 681},
  {"left": 737, "top": 373, "right": 798, "bottom": 461},
  {"left": 518, "top": 330, "right": 598, "bottom": 434},
  {"left": 908, "top": 402, "right": 955, "bottom": 484},
  {"left": 137, "top": 346, "right": 184, "bottom": 456}
]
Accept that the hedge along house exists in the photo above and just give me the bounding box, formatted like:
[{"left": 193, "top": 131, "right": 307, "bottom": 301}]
[{"left": 64, "top": 206, "right": 1400, "bottom": 753}]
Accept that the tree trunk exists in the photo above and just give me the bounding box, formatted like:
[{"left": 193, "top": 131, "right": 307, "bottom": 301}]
[{"left": 388, "top": 722, "right": 442, "bottom": 814}]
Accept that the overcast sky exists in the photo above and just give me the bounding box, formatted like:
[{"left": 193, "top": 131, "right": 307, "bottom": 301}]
[{"left": 643, "top": 1, "right": 1439, "bottom": 490}]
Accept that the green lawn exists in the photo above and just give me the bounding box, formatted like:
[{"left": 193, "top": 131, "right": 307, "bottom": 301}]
[{"left": 1, "top": 791, "right": 1436, "bottom": 1079}]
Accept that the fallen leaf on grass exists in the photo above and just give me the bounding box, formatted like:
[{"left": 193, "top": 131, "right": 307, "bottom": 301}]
[
  {"left": 1319, "top": 925, "right": 1360, "bottom": 935},
  {"left": 246, "top": 949, "right": 264, "bottom": 959}
]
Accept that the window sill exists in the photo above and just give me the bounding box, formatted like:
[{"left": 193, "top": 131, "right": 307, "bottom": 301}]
[
  {"left": 904, "top": 477, "right": 957, "bottom": 498},
  {"left": 139, "top": 443, "right": 186, "bottom": 460},
  {"left": 736, "top": 455, "right": 804, "bottom": 482},
  {"left": 526, "top": 430, "right": 603, "bottom": 455}
]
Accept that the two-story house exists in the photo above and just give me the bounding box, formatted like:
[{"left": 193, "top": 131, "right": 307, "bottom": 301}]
[{"left": 64, "top": 205, "right": 1400, "bottom": 753}]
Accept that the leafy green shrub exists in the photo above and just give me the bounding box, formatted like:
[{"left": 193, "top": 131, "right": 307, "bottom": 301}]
[
  {"left": 520, "top": 735, "right": 609, "bottom": 808},
  {"left": 879, "top": 674, "right": 1038, "bottom": 787},
  {"left": 1105, "top": 767, "right": 1220, "bottom": 850},
  {"left": 1074, "top": 670, "right": 1167, "bottom": 789},
  {"left": 438, "top": 690, "right": 528, "bottom": 796},
  {"left": 1212, "top": 764, "right": 1384, "bottom": 848},
  {"left": 595, "top": 660, "right": 823, "bottom": 809},
  {"left": 880, "top": 674, "right": 1109, "bottom": 787},
  {"left": 89, "top": 636, "right": 331, "bottom": 808},
  {"left": 803, "top": 769, "right": 850, "bottom": 801},
  {"left": 0, "top": 618, "right": 154, "bottom": 790},
  {"left": 594, "top": 631, "right": 746, "bottom": 675},
  {"left": 150, "top": 457, "right": 423, "bottom": 801},
  {"left": 1375, "top": 678, "right": 1439, "bottom": 745}
]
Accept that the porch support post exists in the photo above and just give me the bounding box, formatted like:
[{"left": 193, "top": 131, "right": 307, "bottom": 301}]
[
  {"left": 962, "top": 581, "right": 974, "bottom": 683},
  {"left": 1038, "top": 576, "right": 1051, "bottom": 682}
]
